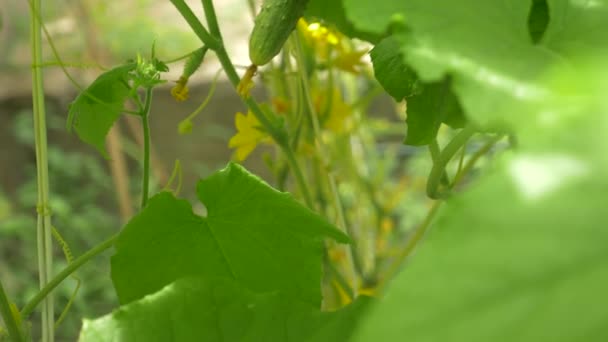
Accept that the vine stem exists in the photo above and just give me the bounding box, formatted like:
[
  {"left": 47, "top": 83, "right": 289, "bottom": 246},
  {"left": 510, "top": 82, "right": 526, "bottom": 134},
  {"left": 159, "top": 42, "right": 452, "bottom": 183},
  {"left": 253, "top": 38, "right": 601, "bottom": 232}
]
[
  {"left": 140, "top": 88, "right": 153, "bottom": 208},
  {"left": 378, "top": 133, "right": 504, "bottom": 291},
  {"left": 452, "top": 134, "right": 504, "bottom": 187},
  {"left": 171, "top": 0, "right": 314, "bottom": 207},
  {"left": 378, "top": 200, "right": 443, "bottom": 292},
  {"left": 291, "top": 33, "right": 359, "bottom": 295},
  {"left": 0, "top": 280, "right": 24, "bottom": 342},
  {"left": 29, "top": 0, "right": 54, "bottom": 340},
  {"left": 21, "top": 234, "right": 119, "bottom": 319},
  {"left": 426, "top": 125, "right": 476, "bottom": 199}
]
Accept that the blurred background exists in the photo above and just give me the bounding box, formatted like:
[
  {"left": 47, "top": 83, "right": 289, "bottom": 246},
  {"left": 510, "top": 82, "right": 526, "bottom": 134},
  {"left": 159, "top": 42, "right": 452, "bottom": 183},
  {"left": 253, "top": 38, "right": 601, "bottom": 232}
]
[{"left": 0, "top": 0, "right": 434, "bottom": 340}]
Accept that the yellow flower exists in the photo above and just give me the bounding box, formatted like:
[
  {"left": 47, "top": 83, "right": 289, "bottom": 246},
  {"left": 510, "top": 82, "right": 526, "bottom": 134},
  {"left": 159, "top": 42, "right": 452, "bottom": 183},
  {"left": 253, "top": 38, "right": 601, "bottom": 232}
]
[
  {"left": 298, "top": 19, "right": 341, "bottom": 59},
  {"left": 228, "top": 111, "right": 271, "bottom": 161},
  {"left": 313, "top": 87, "right": 352, "bottom": 133},
  {"left": 237, "top": 65, "right": 257, "bottom": 98},
  {"left": 332, "top": 48, "right": 368, "bottom": 74},
  {"left": 171, "top": 76, "right": 189, "bottom": 101}
]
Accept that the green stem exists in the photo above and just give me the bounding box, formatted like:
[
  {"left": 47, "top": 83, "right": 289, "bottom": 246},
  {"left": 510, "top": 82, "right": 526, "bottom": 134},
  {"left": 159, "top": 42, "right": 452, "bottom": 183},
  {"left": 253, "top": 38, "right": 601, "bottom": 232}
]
[
  {"left": 21, "top": 234, "right": 119, "bottom": 319},
  {"left": 452, "top": 134, "right": 504, "bottom": 188},
  {"left": 426, "top": 125, "right": 476, "bottom": 199},
  {"left": 140, "top": 88, "right": 153, "bottom": 208},
  {"left": 282, "top": 148, "right": 314, "bottom": 207},
  {"left": 169, "top": 1, "right": 220, "bottom": 50},
  {"left": 378, "top": 133, "right": 503, "bottom": 292},
  {"left": 171, "top": 0, "right": 315, "bottom": 207},
  {"left": 379, "top": 135, "right": 504, "bottom": 289},
  {"left": 30, "top": 0, "right": 54, "bottom": 340},
  {"left": 292, "top": 32, "right": 360, "bottom": 293},
  {"left": 200, "top": 0, "right": 222, "bottom": 39},
  {"left": 0, "top": 280, "right": 24, "bottom": 342},
  {"left": 428, "top": 138, "right": 450, "bottom": 187},
  {"left": 378, "top": 200, "right": 443, "bottom": 292}
]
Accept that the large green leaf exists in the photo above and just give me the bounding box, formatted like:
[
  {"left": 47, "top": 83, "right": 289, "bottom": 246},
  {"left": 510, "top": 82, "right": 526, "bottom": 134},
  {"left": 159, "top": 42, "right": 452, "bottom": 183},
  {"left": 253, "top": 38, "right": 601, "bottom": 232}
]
[
  {"left": 344, "top": 0, "right": 608, "bottom": 131},
  {"left": 352, "top": 58, "right": 608, "bottom": 341},
  {"left": 111, "top": 163, "right": 349, "bottom": 307},
  {"left": 67, "top": 64, "right": 135, "bottom": 157},
  {"left": 542, "top": 0, "right": 608, "bottom": 59},
  {"left": 528, "top": 0, "right": 549, "bottom": 43},
  {"left": 79, "top": 277, "right": 371, "bottom": 342}
]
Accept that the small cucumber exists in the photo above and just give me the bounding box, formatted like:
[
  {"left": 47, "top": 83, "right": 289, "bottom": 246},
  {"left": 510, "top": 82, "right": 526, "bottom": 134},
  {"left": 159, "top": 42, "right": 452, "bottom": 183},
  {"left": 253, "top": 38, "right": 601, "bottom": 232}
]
[
  {"left": 249, "top": 0, "right": 309, "bottom": 66},
  {"left": 183, "top": 46, "right": 208, "bottom": 79}
]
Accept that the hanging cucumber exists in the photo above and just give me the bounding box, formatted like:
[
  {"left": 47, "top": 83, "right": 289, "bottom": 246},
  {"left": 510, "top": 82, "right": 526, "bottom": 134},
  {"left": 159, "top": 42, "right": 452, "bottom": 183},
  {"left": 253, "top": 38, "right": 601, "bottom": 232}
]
[
  {"left": 249, "top": 0, "right": 310, "bottom": 67},
  {"left": 171, "top": 46, "right": 209, "bottom": 101},
  {"left": 238, "top": 0, "right": 309, "bottom": 97}
]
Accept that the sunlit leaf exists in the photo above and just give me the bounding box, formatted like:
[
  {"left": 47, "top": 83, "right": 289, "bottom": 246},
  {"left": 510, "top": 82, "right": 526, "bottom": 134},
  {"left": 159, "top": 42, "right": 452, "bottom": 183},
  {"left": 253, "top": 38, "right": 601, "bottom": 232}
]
[{"left": 111, "top": 163, "right": 349, "bottom": 307}]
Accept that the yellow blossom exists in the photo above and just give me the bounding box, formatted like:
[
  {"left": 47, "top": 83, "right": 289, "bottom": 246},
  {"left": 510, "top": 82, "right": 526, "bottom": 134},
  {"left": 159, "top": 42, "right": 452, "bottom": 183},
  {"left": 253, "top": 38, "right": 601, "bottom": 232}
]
[
  {"left": 313, "top": 87, "right": 352, "bottom": 133},
  {"left": 331, "top": 48, "right": 368, "bottom": 74},
  {"left": 298, "top": 18, "right": 341, "bottom": 59},
  {"left": 171, "top": 76, "right": 189, "bottom": 101},
  {"left": 228, "top": 111, "right": 271, "bottom": 161},
  {"left": 237, "top": 65, "right": 257, "bottom": 98}
]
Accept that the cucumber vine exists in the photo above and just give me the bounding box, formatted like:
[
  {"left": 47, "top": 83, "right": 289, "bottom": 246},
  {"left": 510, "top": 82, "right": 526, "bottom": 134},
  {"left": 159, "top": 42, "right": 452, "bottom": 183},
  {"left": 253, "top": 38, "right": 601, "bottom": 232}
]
[{"left": 3, "top": 0, "right": 601, "bottom": 341}]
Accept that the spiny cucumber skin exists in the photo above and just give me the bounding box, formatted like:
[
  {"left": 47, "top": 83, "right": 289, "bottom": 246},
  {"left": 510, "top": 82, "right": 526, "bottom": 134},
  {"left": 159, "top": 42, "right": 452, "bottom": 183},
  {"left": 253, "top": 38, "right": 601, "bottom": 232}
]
[
  {"left": 249, "top": 0, "right": 309, "bottom": 66},
  {"left": 183, "top": 47, "right": 208, "bottom": 78}
]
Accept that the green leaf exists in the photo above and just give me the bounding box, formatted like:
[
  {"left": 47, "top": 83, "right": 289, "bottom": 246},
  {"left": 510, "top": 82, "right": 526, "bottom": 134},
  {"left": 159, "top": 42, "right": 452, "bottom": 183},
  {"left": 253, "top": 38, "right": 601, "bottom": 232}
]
[
  {"left": 305, "top": 0, "right": 382, "bottom": 43},
  {"left": 343, "top": 0, "right": 608, "bottom": 132},
  {"left": 343, "top": 0, "right": 407, "bottom": 35},
  {"left": 397, "top": 0, "right": 548, "bottom": 129},
  {"left": 353, "top": 58, "right": 608, "bottom": 342},
  {"left": 542, "top": 0, "right": 608, "bottom": 59},
  {"left": 79, "top": 276, "right": 370, "bottom": 342},
  {"left": 528, "top": 0, "right": 549, "bottom": 44},
  {"left": 67, "top": 64, "right": 135, "bottom": 157},
  {"left": 404, "top": 80, "right": 465, "bottom": 146},
  {"left": 111, "top": 163, "right": 349, "bottom": 307},
  {"left": 370, "top": 35, "right": 420, "bottom": 102}
]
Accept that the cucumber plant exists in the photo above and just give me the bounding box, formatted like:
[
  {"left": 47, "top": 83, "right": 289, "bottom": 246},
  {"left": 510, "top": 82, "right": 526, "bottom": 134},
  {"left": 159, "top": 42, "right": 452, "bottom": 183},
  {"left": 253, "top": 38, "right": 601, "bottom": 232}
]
[{"left": 2, "top": 0, "right": 608, "bottom": 341}]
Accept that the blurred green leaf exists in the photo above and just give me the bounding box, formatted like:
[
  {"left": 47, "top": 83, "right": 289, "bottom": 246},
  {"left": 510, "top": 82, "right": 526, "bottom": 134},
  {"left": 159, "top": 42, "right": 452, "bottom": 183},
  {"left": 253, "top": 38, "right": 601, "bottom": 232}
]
[
  {"left": 528, "top": 0, "right": 549, "bottom": 43},
  {"left": 353, "top": 55, "right": 608, "bottom": 342},
  {"left": 542, "top": 0, "right": 608, "bottom": 59},
  {"left": 111, "top": 163, "right": 349, "bottom": 307},
  {"left": 67, "top": 64, "right": 135, "bottom": 157}
]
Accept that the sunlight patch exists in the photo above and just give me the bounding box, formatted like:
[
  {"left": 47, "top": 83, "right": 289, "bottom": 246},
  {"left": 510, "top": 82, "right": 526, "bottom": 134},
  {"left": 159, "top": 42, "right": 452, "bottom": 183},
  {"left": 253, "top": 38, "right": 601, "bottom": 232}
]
[{"left": 508, "top": 154, "right": 589, "bottom": 200}]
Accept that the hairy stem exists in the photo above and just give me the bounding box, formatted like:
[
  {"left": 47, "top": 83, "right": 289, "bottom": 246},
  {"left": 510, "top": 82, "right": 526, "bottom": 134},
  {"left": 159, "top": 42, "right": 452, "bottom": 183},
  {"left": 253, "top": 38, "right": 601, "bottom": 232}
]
[
  {"left": 0, "top": 280, "right": 24, "bottom": 342},
  {"left": 29, "top": 0, "right": 54, "bottom": 340},
  {"left": 140, "top": 88, "right": 153, "bottom": 208},
  {"left": 21, "top": 234, "right": 119, "bottom": 319}
]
